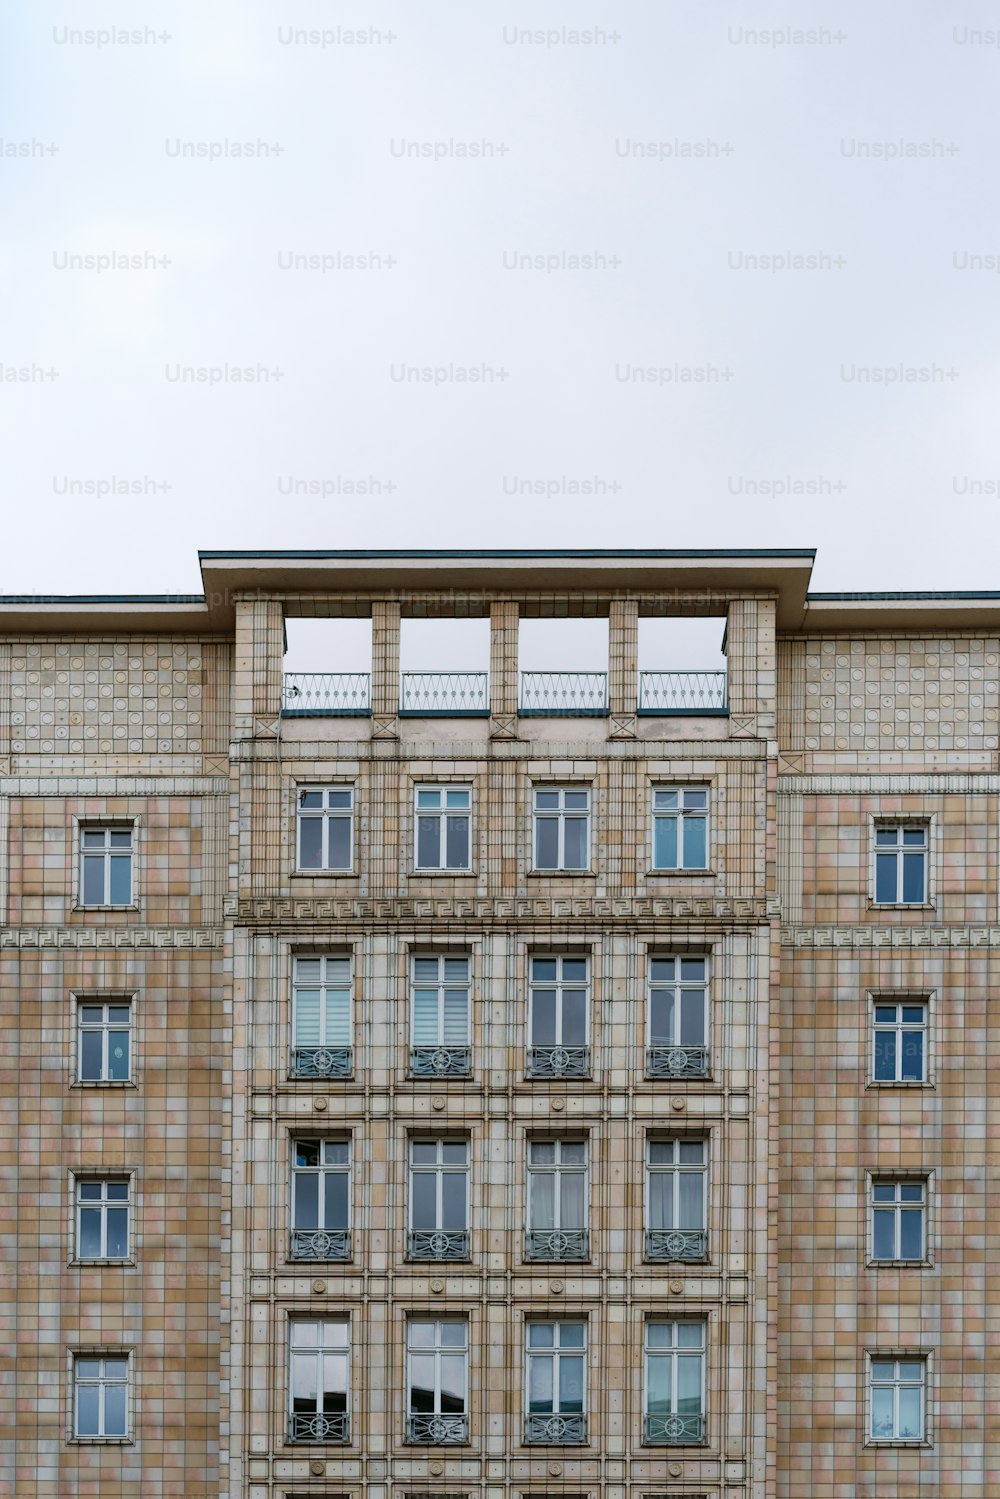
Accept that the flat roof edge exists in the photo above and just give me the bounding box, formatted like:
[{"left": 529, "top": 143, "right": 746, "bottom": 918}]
[{"left": 199, "top": 548, "right": 817, "bottom": 561}]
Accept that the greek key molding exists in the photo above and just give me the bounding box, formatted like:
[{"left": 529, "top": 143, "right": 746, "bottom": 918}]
[
  {"left": 0, "top": 926, "right": 226, "bottom": 949},
  {"left": 782, "top": 924, "right": 1000, "bottom": 949},
  {"left": 225, "top": 894, "right": 776, "bottom": 925},
  {"left": 777, "top": 774, "right": 1000, "bottom": 795}
]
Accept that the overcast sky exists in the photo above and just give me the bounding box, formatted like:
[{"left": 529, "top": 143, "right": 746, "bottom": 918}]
[{"left": 3, "top": 0, "right": 1000, "bottom": 601}]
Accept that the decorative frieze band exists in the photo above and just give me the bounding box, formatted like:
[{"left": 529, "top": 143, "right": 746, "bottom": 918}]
[
  {"left": 225, "top": 894, "right": 776, "bottom": 925},
  {"left": 0, "top": 927, "right": 226, "bottom": 949},
  {"left": 777, "top": 773, "right": 1000, "bottom": 795},
  {"left": 0, "top": 776, "right": 229, "bottom": 796},
  {"left": 782, "top": 924, "right": 1000, "bottom": 949}
]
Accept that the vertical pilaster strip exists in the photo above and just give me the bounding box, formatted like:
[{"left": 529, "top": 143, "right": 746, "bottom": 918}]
[
  {"left": 755, "top": 598, "right": 778, "bottom": 736},
  {"left": 371, "top": 600, "right": 400, "bottom": 737},
  {"left": 608, "top": 597, "right": 638, "bottom": 736},
  {"left": 0, "top": 795, "right": 9, "bottom": 923},
  {"left": 251, "top": 599, "right": 284, "bottom": 731},
  {"left": 726, "top": 599, "right": 758, "bottom": 716},
  {"left": 233, "top": 602, "right": 256, "bottom": 741},
  {"left": 250, "top": 760, "right": 283, "bottom": 897},
  {"left": 202, "top": 641, "right": 232, "bottom": 756},
  {"left": 489, "top": 599, "right": 519, "bottom": 737},
  {"left": 777, "top": 792, "right": 804, "bottom": 924}
]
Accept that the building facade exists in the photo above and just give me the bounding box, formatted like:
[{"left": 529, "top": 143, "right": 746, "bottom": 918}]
[{"left": 0, "top": 549, "right": 996, "bottom": 1499}]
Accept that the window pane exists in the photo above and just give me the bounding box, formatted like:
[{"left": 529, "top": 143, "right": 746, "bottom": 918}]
[
  {"left": 76, "top": 1384, "right": 100, "bottom": 1435},
  {"left": 902, "top": 852, "right": 925, "bottom": 903},
  {"left": 875, "top": 852, "right": 897, "bottom": 903},
  {"left": 875, "top": 1005, "right": 897, "bottom": 1023},
  {"left": 531, "top": 990, "right": 557, "bottom": 1046},
  {"left": 300, "top": 791, "right": 324, "bottom": 809},
  {"left": 684, "top": 790, "right": 708, "bottom": 810},
  {"left": 108, "top": 1030, "right": 130, "bottom": 1081},
  {"left": 80, "top": 1030, "right": 104, "bottom": 1081},
  {"left": 680, "top": 958, "right": 705, "bottom": 981},
  {"left": 870, "top": 1385, "right": 894, "bottom": 1437},
  {"left": 409, "top": 1354, "right": 435, "bottom": 1410},
  {"left": 294, "top": 1173, "right": 319, "bottom": 1229},
  {"left": 563, "top": 817, "right": 588, "bottom": 869},
  {"left": 445, "top": 816, "right": 470, "bottom": 869},
  {"left": 676, "top": 1354, "right": 702, "bottom": 1413},
  {"left": 81, "top": 830, "right": 106, "bottom": 848},
  {"left": 676, "top": 1323, "right": 702, "bottom": 1348},
  {"left": 324, "top": 1172, "right": 350, "bottom": 1229},
  {"left": 446, "top": 790, "right": 470, "bottom": 809},
  {"left": 648, "top": 990, "right": 675, "bottom": 1044},
  {"left": 442, "top": 990, "right": 469, "bottom": 1044},
  {"left": 564, "top": 792, "right": 589, "bottom": 810},
  {"left": 559, "top": 1354, "right": 584, "bottom": 1413},
  {"left": 873, "top": 1030, "right": 896, "bottom": 1082},
  {"left": 327, "top": 817, "right": 352, "bottom": 870},
  {"left": 648, "top": 1173, "right": 672, "bottom": 1230},
  {"left": 417, "top": 817, "right": 440, "bottom": 868},
  {"left": 683, "top": 816, "right": 707, "bottom": 869},
  {"left": 298, "top": 817, "right": 323, "bottom": 869},
  {"left": 562, "top": 959, "right": 587, "bottom": 983},
  {"left": 109, "top": 830, "right": 132, "bottom": 849},
  {"left": 322, "top": 1353, "right": 348, "bottom": 1407},
  {"left": 82, "top": 855, "right": 105, "bottom": 905},
  {"left": 439, "top": 1321, "right": 466, "bottom": 1347},
  {"left": 411, "top": 1173, "right": 438, "bottom": 1230},
  {"left": 528, "top": 1323, "right": 554, "bottom": 1347},
  {"left": 678, "top": 1171, "right": 704, "bottom": 1229},
  {"left": 294, "top": 992, "right": 321, "bottom": 1046},
  {"left": 559, "top": 1171, "right": 585, "bottom": 1229},
  {"left": 901, "top": 1030, "right": 924, "bottom": 1081},
  {"left": 412, "top": 991, "right": 440, "bottom": 1045},
  {"left": 535, "top": 817, "right": 559, "bottom": 869},
  {"left": 324, "top": 989, "right": 351, "bottom": 1046},
  {"left": 560, "top": 1142, "right": 586, "bottom": 1165},
  {"left": 875, "top": 828, "right": 898, "bottom": 846},
  {"left": 79, "top": 1208, "right": 103, "bottom": 1257},
  {"left": 291, "top": 1352, "right": 319, "bottom": 1410},
  {"left": 872, "top": 1209, "right": 895, "bottom": 1259},
  {"left": 413, "top": 958, "right": 441, "bottom": 983},
  {"left": 528, "top": 1352, "right": 554, "bottom": 1413},
  {"left": 440, "top": 1355, "right": 465, "bottom": 1412},
  {"left": 444, "top": 958, "right": 470, "bottom": 982},
  {"left": 679, "top": 991, "right": 706, "bottom": 1046},
  {"left": 653, "top": 817, "right": 677, "bottom": 869},
  {"left": 328, "top": 790, "right": 352, "bottom": 809},
  {"left": 417, "top": 789, "right": 441, "bottom": 809},
  {"left": 535, "top": 791, "right": 560, "bottom": 809},
  {"left": 646, "top": 1354, "right": 669, "bottom": 1412},
  {"left": 654, "top": 790, "right": 678, "bottom": 809},
  {"left": 897, "top": 1385, "right": 922, "bottom": 1438},
  {"left": 902, "top": 1005, "right": 925, "bottom": 1023},
  {"left": 561, "top": 991, "right": 587, "bottom": 1045},
  {"left": 531, "top": 958, "right": 557, "bottom": 982},
  {"left": 899, "top": 1209, "right": 923, "bottom": 1259},
  {"left": 903, "top": 827, "right": 925, "bottom": 846},
  {"left": 529, "top": 1171, "right": 555, "bottom": 1229},
  {"left": 109, "top": 856, "right": 132, "bottom": 905},
  {"left": 441, "top": 1172, "right": 467, "bottom": 1231}
]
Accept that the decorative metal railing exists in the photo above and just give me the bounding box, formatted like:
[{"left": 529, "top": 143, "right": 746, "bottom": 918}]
[
  {"left": 410, "top": 1046, "right": 472, "bottom": 1078},
  {"left": 290, "top": 1229, "right": 352, "bottom": 1261},
  {"left": 406, "top": 1413, "right": 469, "bottom": 1445},
  {"left": 291, "top": 1046, "right": 353, "bottom": 1080},
  {"left": 288, "top": 1411, "right": 350, "bottom": 1443},
  {"left": 644, "top": 1412, "right": 705, "bottom": 1444},
  {"left": 645, "top": 1045, "right": 710, "bottom": 1079},
  {"left": 645, "top": 1229, "right": 708, "bottom": 1263},
  {"left": 408, "top": 1230, "right": 470, "bottom": 1261},
  {"left": 524, "top": 1229, "right": 589, "bottom": 1262},
  {"left": 400, "top": 673, "right": 489, "bottom": 715},
  {"left": 283, "top": 673, "right": 371, "bottom": 714},
  {"left": 638, "top": 671, "right": 727, "bottom": 714},
  {"left": 519, "top": 671, "right": 609, "bottom": 715},
  {"left": 524, "top": 1413, "right": 587, "bottom": 1444},
  {"left": 527, "top": 1045, "right": 591, "bottom": 1079}
]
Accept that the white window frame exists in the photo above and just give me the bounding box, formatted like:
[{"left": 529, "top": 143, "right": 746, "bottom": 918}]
[
  {"left": 527, "top": 954, "right": 590, "bottom": 1049},
  {"left": 413, "top": 784, "right": 473, "bottom": 871},
  {"left": 409, "top": 1138, "right": 470, "bottom": 1234},
  {"left": 74, "top": 1175, "right": 133, "bottom": 1263},
  {"left": 868, "top": 993, "right": 931, "bottom": 1087},
  {"left": 77, "top": 823, "right": 136, "bottom": 908},
  {"left": 531, "top": 785, "right": 592, "bottom": 872},
  {"left": 71, "top": 1351, "right": 131, "bottom": 1442},
  {"left": 406, "top": 1318, "right": 469, "bottom": 1416},
  {"left": 867, "top": 1175, "right": 929, "bottom": 1265},
  {"left": 645, "top": 1138, "right": 708, "bottom": 1232},
  {"left": 865, "top": 1351, "right": 930, "bottom": 1445},
  {"left": 409, "top": 953, "right": 472, "bottom": 1048},
  {"left": 291, "top": 953, "right": 354, "bottom": 1065},
  {"left": 643, "top": 1320, "right": 706, "bottom": 1435},
  {"left": 524, "top": 1320, "right": 588, "bottom": 1418},
  {"left": 291, "top": 1138, "right": 352, "bottom": 1232},
  {"left": 526, "top": 1139, "right": 589, "bottom": 1233},
  {"left": 296, "top": 785, "right": 355, "bottom": 873},
  {"left": 650, "top": 786, "right": 710, "bottom": 871},
  {"left": 646, "top": 954, "right": 709, "bottom": 1048},
  {"left": 74, "top": 996, "right": 134, "bottom": 1085},
  {"left": 870, "top": 818, "right": 931, "bottom": 906},
  {"left": 287, "top": 1317, "right": 351, "bottom": 1438}
]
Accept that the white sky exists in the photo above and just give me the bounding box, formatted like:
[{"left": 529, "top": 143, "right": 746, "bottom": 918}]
[{"left": 3, "top": 1, "right": 1000, "bottom": 599}]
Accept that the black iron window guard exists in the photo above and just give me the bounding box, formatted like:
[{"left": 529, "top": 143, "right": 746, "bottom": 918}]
[
  {"left": 290, "top": 1229, "right": 352, "bottom": 1261},
  {"left": 645, "top": 1046, "right": 709, "bottom": 1079},
  {"left": 645, "top": 1230, "right": 708, "bottom": 1263},
  {"left": 524, "top": 1229, "right": 589, "bottom": 1262},
  {"left": 524, "top": 1413, "right": 587, "bottom": 1444},
  {"left": 406, "top": 1413, "right": 468, "bottom": 1445},
  {"left": 288, "top": 1411, "right": 350, "bottom": 1443},
  {"left": 526, "top": 1046, "right": 590, "bottom": 1079},
  {"left": 291, "top": 1046, "right": 353, "bottom": 1079},
  {"left": 410, "top": 1046, "right": 472, "bottom": 1078},
  {"left": 408, "top": 1230, "right": 469, "bottom": 1261}
]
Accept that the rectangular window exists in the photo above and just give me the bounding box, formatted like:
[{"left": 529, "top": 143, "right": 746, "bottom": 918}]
[
  {"left": 77, "top": 1000, "right": 132, "bottom": 1083},
  {"left": 406, "top": 1319, "right": 469, "bottom": 1445},
  {"left": 415, "top": 786, "right": 472, "bottom": 871},
  {"left": 526, "top": 1139, "right": 588, "bottom": 1261},
  {"left": 288, "top": 1319, "right": 351, "bottom": 1443},
  {"left": 644, "top": 1321, "right": 705, "bottom": 1445},
  {"left": 73, "top": 1354, "right": 129, "bottom": 1439},
  {"left": 291, "top": 955, "right": 353, "bottom": 1079},
  {"left": 533, "top": 787, "right": 591, "bottom": 872},
  {"left": 872, "top": 999, "right": 927, "bottom": 1083},
  {"left": 79, "top": 826, "right": 134, "bottom": 907},
  {"left": 409, "top": 1139, "right": 470, "bottom": 1261},
  {"left": 646, "top": 956, "right": 709, "bottom": 1078},
  {"left": 410, "top": 955, "right": 472, "bottom": 1076},
  {"left": 645, "top": 1139, "right": 707, "bottom": 1262},
  {"left": 527, "top": 954, "right": 590, "bottom": 1078},
  {"left": 290, "top": 1139, "right": 351, "bottom": 1261},
  {"left": 297, "top": 786, "right": 354, "bottom": 872},
  {"left": 869, "top": 1356, "right": 926, "bottom": 1441},
  {"left": 651, "top": 787, "right": 709, "bottom": 870},
  {"left": 874, "top": 824, "right": 928, "bottom": 905},
  {"left": 76, "top": 1178, "right": 131, "bottom": 1261},
  {"left": 525, "top": 1321, "right": 587, "bottom": 1444},
  {"left": 871, "top": 1180, "right": 926, "bottom": 1262}
]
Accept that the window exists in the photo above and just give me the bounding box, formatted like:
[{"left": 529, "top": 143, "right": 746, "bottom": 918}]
[
  {"left": 525, "top": 1321, "right": 587, "bottom": 1444},
  {"left": 288, "top": 1319, "right": 351, "bottom": 1443},
  {"left": 646, "top": 956, "right": 709, "bottom": 1078},
  {"left": 872, "top": 999, "right": 927, "bottom": 1084},
  {"left": 291, "top": 955, "right": 353, "bottom": 1079},
  {"left": 77, "top": 1000, "right": 132, "bottom": 1083},
  {"left": 290, "top": 1139, "right": 351, "bottom": 1261},
  {"left": 869, "top": 1356, "right": 926, "bottom": 1441},
  {"left": 297, "top": 786, "right": 354, "bottom": 872},
  {"left": 73, "top": 1354, "right": 129, "bottom": 1439},
  {"left": 874, "top": 824, "right": 928, "bottom": 905},
  {"left": 651, "top": 787, "right": 709, "bottom": 870},
  {"left": 526, "top": 1139, "right": 588, "bottom": 1261},
  {"left": 76, "top": 1178, "right": 131, "bottom": 1261},
  {"left": 79, "top": 826, "right": 134, "bottom": 907},
  {"left": 406, "top": 1319, "right": 469, "bottom": 1444},
  {"left": 410, "top": 955, "right": 471, "bottom": 1076},
  {"left": 533, "top": 787, "right": 590, "bottom": 871},
  {"left": 409, "top": 1139, "right": 470, "bottom": 1261},
  {"left": 415, "top": 786, "right": 472, "bottom": 870},
  {"left": 646, "top": 1140, "right": 707, "bottom": 1262},
  {"left": 871, "top": 1180, "right": 926, "bottom": 1262},
  {"left": 527, "top": 955, "right": 590, "bottom": 1078},
  {"left": 644, "top": 1321, "right": 705, "bottom": 1445}
]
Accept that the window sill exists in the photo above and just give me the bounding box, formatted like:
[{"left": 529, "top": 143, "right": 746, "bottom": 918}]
[
  {"left": 527, "top": 869, "right": 596, "bottom": 878},
  {"left": 647, "top": 868, "right": 715, "bottom": 878},
  {"left": 867, "top": 902, "right": 935, "bottom": 912},
  {"left": 865, "top": 1079, "right": 933, "bottom": 1090},
  {"left": 293, "top": 869, "right": 356, "bottom": 878},
  {"left": 410, "top": 868, "right": 475, "bottom": 877},
  {"left": 866, "top": 1258, "right": 933, "bottom": 1270},
  {"left": 73, "top": 904, "right": 141, "bottom": 914},
  {"left": 70, "top": 1080, "right": 137, "bottom": 1090},
  {"left": 69, "top": 1436, "right": 133, "bottom": 1446},
  {"left": 864, "top": 1438, "right": 932, "bottom": 1449},
  {"left": 71, "top": 1258, "right": 136, "bottom": 1268}
]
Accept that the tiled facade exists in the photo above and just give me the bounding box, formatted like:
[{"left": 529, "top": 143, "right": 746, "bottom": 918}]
[{"left": 1, "top": 551, "right": 997, "bottom": 1499}]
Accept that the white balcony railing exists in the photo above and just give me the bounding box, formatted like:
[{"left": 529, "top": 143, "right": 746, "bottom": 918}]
[{"left": 638, "top": 671, "right": 727, "bottom": 714}]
